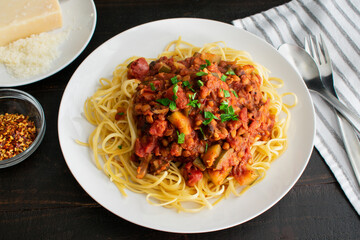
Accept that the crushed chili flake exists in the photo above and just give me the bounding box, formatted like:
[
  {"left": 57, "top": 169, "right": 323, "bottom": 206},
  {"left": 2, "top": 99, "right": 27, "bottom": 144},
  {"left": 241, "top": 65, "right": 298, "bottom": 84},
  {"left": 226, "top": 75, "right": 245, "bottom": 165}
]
[{"left": 0, "top": 113, "right": 37, "bottom": 161}]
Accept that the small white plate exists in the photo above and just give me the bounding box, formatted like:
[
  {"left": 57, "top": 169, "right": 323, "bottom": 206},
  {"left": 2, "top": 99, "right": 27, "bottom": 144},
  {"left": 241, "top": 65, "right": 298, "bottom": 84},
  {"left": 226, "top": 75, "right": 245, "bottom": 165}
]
[
  {"left": 0, "top": 0, "right": 97, "bottom": 87},
  {"left": 58, "top": 18, "right": 315, "bottom": 233}
]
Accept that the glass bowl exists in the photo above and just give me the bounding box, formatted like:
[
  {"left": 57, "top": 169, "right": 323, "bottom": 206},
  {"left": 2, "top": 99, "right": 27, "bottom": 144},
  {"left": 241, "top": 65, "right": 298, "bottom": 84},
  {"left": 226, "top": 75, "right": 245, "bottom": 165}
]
[{"left": 0, "top": 88, "right": 46, "bottom": 168}]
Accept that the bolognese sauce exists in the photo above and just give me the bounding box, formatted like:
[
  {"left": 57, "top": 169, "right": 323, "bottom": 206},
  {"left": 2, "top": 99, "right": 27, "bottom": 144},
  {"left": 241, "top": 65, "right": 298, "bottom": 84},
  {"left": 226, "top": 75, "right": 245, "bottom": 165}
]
[{"left": 128, "top": 52, "right": 275, "bottom": 187}]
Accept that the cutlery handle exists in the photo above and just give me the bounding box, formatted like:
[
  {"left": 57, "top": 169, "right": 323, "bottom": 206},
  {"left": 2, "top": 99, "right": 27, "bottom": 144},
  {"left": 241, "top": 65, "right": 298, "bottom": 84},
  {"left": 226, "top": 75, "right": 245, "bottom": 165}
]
[
  {"left": 338, "top": 115, "right": 360, "bottom": 186},
  {"left": 317, "top": 90, "right": 360, "bottom": 134}
]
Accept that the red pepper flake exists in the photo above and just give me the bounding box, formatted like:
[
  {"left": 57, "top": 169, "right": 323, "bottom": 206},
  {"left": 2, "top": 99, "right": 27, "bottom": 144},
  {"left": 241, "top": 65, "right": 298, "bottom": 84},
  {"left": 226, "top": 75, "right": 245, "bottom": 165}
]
[{"left": 0, "top": 113, "right": 37, "bottom": 161}]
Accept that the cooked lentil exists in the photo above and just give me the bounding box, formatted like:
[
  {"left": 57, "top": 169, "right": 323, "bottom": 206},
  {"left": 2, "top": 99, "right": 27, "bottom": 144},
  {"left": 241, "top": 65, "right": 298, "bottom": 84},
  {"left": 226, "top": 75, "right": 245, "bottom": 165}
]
[{"left": 0, "top": 113, "right": 36, "bottom": 160}]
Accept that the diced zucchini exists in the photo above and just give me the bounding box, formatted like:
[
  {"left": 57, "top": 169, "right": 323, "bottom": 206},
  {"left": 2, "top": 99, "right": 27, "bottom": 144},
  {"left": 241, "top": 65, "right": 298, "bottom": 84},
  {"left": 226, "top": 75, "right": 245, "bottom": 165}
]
[
  {"left": 211, "top": 72, "right": 220, "bottom": 78},
  {"left": 193, "top": 158, "right": 206, "bottom": 171},
  {"left": 213, "top": 148, "right": 234, "bottom": 170},
  {"left": 202, "top": 144, "right": 221, "bottom": 167},
  {"left": 208, "top": 167, "right": 232, "bottom": 185},
  {"left": 173, "top": 62, "right": 185, "bottom": 70},
  {"left": 158, "top": 63, "right": 171, "bottom": 73},
  {"left": 167, "top": 111, "right": 192, "bottom": 135},
  {"left": 238, "top": 168, "right": 258, "bottom": 186}
]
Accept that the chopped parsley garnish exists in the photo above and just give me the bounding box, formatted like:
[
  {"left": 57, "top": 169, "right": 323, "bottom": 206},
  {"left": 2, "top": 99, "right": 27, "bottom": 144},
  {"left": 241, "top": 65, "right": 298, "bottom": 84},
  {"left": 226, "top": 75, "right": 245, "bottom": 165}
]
[
  {"left": 150, "top": 83, "right": 156, "bottom": 91},
  {"left": 117, "top": 112, "right": 125, "bottom": 116},
  {"left": 118, "top": 145, "right": 122, "bottom": 149},
  {"left": 197, "top": 80, "right": 204, "bottom": 87},
  {"left": 183, "top": 81, "right": 190, "bottom": 87},
  {"left": 187, "top": 93, "right": 201, "bottom": 108},
  {"left": 221, "top": 112, "right": 238, "bottom": 122},
  {"left": 200, "top": 64, "right": 207, "bottom": 70},
  {"left": 171, "top": 76, "right": 179, "bottom": 85},
  {"left": 199, "top": 127, "right": 207, "bottom": 140},
  {"left": 219, "top": 101, "right": 229, "bottom": 112},
  {"left": 183, "top": 81, "right": 195, "bottom": 92},
  {"left": 156, "top": 98, "right": 171, "bottom": 106},
  {"left": 169, "top": 101, "right": 177, "bottom": 111},
  {"left": 156, "top": 98, "right": 177, "bottom": 111},
  {"left": 203, "top": 111, "right": 219, "bottom": 125},
  {"left": 196, "top": 71, "right": 208, "bottom": 76},
  {"left": 219, "top": 101, "right": 238, "bottom": 122},
  {"left": 221, "top": 75, "right": 227, "bottom": 82},
  {"left": 226, "top": 69, "right": 236, "bottom": 75},
  {"left": 177, "top": 131, "right": 185, "bottom": 144},
  {"left": 173, "top": 85, "right": 179, "bottom": 100},
  {"left": 205, "top": 143, "right": 208, "bottom": 152},
  {"left": 231, "top": 90, "right": 239, "bottom": 98},
  {"left": 200, "top": 60, "right": 211, "bottom": 70},
  {"left": 223, "top": 89, "right": 231, "bottom": 98}
]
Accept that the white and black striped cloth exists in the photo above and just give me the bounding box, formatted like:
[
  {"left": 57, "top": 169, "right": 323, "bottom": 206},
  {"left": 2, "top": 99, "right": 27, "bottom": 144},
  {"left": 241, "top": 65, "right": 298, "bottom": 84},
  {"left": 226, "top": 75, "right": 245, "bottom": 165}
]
[{"left": 233, "top": 0, "right": 360, "bottom": 215}]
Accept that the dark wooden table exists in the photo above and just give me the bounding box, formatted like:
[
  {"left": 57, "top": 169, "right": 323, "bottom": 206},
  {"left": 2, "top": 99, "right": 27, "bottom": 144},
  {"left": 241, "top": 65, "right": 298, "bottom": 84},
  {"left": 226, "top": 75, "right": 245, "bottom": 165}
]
[{"left": 1, "top": 0, "right": 359, "bottom": 239}]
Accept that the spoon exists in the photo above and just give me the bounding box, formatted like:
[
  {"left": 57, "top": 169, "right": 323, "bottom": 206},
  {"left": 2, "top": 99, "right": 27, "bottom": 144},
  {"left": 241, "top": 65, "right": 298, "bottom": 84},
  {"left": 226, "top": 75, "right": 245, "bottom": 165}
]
[{"left": 278, "top": 43, "right": 360, "bottom": 134}]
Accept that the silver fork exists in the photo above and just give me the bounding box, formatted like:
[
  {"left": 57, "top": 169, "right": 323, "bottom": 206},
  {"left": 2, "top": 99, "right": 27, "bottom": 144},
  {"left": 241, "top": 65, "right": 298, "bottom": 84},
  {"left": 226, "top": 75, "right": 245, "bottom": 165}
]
[{"left": 305, "top": 35, "right": 360, "bottom": 186}]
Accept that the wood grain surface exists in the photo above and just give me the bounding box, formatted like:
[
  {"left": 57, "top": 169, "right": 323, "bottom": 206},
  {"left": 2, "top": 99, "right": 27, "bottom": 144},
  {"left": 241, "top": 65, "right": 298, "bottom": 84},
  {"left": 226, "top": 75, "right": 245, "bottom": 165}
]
[{"left": 0, "top": 0, "right": 359, "bottom": 239}]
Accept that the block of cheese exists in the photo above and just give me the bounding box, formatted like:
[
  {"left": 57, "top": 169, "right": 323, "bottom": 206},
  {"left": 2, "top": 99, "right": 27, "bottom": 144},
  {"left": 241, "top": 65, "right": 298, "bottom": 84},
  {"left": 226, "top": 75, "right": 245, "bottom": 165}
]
[{"left": 0, "top": 0, "right": 62, "bottom": 46}]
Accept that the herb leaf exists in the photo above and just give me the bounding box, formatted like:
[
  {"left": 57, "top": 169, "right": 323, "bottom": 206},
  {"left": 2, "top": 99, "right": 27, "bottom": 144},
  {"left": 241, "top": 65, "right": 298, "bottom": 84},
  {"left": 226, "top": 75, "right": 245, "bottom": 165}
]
[
  {"left": 203, "top": 119, "right": 212, "bottom": 125},
  {"left": 183, "top": 81, "right": 195, "bottom": 92},
  {"left": 156, "top": 98, "right": 171, "bottom": 106},
  {"left": 228, "top": 105, "right": 235, "bottom": 114},
  {"left": 219, "top": 103, "right": 238, "bottom": 122},
  {"left": 223, "top": 89, "right": 231, "bottom": 98},
  {"left": 187, "top": 93, "right": 201, "bottom": 108},
  {"left": 226, "top": 69, "right": 236, "bottom": 75},
  {"left": 173, "top": 85, "right": 179, "bottom": 100},
  {"left": 177, "top": 131, "right": 185, "bottom": 144},
  {"left": 183, "top": 81, "right": 190, "bottom": 87},
  {"left": 156, "top": 98, "right": 177, "bottom": 111},
  {"left": 117, "top": 112, "right": 125, "bottom": 116},
  {"left": 200, "top": 60, "right": 211, "bottom": 70},
  {"left": 196, "top": 71, "right": 208, "bottom": 77},
  {"left": 221, "top": 75, "right": 227, "bottom": 82},
  {"left": 118, "top": 145, "right": 123, "bottom": 149},
  {"left": 169, "top": 101, "right": 177, "bottom": 111},
  {"left": 220, "top": 113, "right": 238, "bottom": 122},
  {"left": 150, "top": 83, "right": 156, "bottom": 91},
  {"left": 199, "top": 127, "right": 207, "bottom": 140},
  {"left": 204, "top": 111, "right": 219, "bottom": 119},
  {"left": 197, "top": 80, "right": 204, "bottom": 87},
  {"left": 203, "top": 111, "right": 218, "bottom": 125},
  {"left": 219, "top": 101, "right": 229, "bottom": 112},
  {"left": 171, "top": 76, "right": 179, "bottom": 85},
  {"left": 231, "top": 90, "right": 239, "bottom": 98}
]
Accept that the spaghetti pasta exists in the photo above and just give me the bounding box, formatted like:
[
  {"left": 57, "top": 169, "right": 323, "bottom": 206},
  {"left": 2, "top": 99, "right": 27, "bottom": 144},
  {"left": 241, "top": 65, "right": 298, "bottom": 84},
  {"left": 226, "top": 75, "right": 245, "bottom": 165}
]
[{"left": 82, "top": 38, "right": 296, "bottom": 212}]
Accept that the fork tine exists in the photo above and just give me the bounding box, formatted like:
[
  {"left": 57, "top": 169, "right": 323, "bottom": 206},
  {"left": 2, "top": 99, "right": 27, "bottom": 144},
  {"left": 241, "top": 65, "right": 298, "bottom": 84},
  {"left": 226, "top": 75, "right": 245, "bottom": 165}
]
[
  {"left": 319, "top": 34, "right": 331, "bottom": 65},
  {"left": 309, "top": 36, "right": 321, "bottom": 64},
  {"left": 315, "top": 36, "right": 327, "bottom": 65},
  {"left": 304, "top": 37, "right": 310, "bottom": 53}
]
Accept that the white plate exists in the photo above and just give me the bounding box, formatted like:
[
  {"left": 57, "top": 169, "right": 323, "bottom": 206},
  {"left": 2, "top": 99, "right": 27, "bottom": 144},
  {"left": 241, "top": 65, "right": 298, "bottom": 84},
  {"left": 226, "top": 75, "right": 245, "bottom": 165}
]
[
  {"left": 58, "top": 18, "right": 315, "bottom": 233},
  {"left": 0, "top": 0, "right": 97, "bottom": 87}
]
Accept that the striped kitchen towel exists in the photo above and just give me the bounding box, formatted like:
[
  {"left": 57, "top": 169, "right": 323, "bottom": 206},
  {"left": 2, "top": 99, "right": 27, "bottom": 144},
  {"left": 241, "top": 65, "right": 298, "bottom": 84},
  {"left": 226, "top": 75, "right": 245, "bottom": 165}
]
[{"left": 233, "top": 0, "right": 360, "bottom": 215}]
